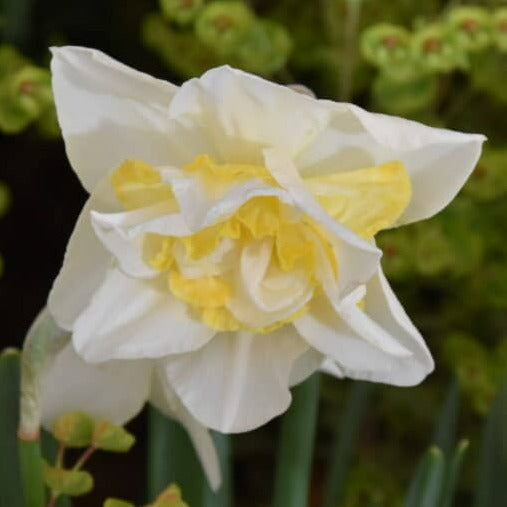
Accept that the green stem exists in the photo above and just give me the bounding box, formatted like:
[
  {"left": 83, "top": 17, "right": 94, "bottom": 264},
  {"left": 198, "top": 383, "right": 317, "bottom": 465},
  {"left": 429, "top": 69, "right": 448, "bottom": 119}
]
[
  {"left": 272, "top": 374, "right": 320, "bottom": 507},
  {"left": 340, "top": 0, "right": 363, "bottom": 101},
  {"left": 19, "top": 438, "right": 46, "bottom": 507},
  {"left": 322, "top": 381, "right": 372, "bottom": 507}
]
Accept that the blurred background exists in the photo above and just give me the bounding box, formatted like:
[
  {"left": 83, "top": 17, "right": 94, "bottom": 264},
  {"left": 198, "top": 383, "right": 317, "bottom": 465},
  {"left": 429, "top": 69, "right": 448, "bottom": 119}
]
[{"left": 0, "top": 0, "right": 506, "bottom": 506}]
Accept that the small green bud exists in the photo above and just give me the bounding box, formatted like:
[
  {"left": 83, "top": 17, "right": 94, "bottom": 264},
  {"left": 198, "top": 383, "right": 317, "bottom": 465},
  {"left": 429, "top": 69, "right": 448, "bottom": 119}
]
[
  {"left": 411, "top": 24, "right": 467, "bottom": 73},
  {"left": 42, "top": 461, "right": 94, "bottom": 497},
  {"left": 104, "top": 499, "right": 135, "bottom": 507},
  {"left": 152, "top": 483, "right": 189, "bottom": 507},
  {"left": 159, "top": 0, "right": 203, "bottom": 26},
  {"left": 447, "top": 6, "right": 491, "bottom": 53},
  {"left": 361, "top": 24, "right": 411, "bottom": 70},
  {"left": 52, "top": 411, "right": 94, "bottom": 448},
  {"left": 92, "top": 420, "right": 136, "bottom": 452},
  {"left": 234, "top": 20, "right": 292, "bottom": 75},
  {"left": 195, "top": 1, "right": 255, "bottom": 56},
  {"left": 492, "top": 8, "right": 507, "bottom": 52}
]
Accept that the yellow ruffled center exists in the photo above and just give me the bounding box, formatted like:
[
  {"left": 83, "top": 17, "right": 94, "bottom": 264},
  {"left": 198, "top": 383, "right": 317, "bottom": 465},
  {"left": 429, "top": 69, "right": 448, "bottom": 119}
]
[{"left": 111, "top": 154, "right": 412, "bottom": 332}]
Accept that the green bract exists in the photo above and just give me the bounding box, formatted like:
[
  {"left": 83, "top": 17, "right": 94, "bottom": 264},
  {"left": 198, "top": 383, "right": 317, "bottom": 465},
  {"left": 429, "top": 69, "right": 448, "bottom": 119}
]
[
  {"left": 52, "top": 411, "right": 94, "bottom": 448},
  {"left": 42, "top": 461, "right": 94, "bottom": 497},
  {"left": 361, "top": 24, "right": 411, "bottom": 70},
  {"left": 411, "top": 24, "right": 466, "bottom": 73},
  {"left": 447, "top": 6, "right": 491, "bottom": 52},
  {"left": 492, "top": 8, "right": 507, "bottom": 52},
  {"left": 159, "top": 0, "right": 203, "bottom": 26},
  {"left": 234, "top": 20, "right": 292, "bottom": 75},
  {"left": 195, "top": 1, "right": 254, "bottom": 56},
  {"left": 92, "top": 420, "right": 136, "bottom": 452}
]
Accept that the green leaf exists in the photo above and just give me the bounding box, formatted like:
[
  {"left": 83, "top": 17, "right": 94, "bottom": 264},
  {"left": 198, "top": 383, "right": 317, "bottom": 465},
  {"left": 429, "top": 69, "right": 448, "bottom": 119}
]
[
  {"left": 42, "top": 462, "right": 94, "bottom": 496},
  {"left": 439, "top": 440, "right": 469, "bottom": 507},
  {"left": 103, "top": 499, "right": 135, "bottom": 507},
  {"left": 41, "top": 431, "right": 72, "bottom": 507},
  {"left": 322, "top": 381, "right": 372, "bottom": 507},
  {"left": 0, "top": 348, "right": 23, "bottom": 507},
  {"left": 405, "top": 447, "right": 446, "bottom": 507},
  {"left": 92, "top": 421, "right": 135, "bottom": 453},
  {"left": 432, "top": 379, "right": 460, "bottom": 458},
  {"left": 474, "top": 375, "right": 507, "bottom": 506},
  {"left": 52, "top": 412, "right": 94, "bottom": 448},
  {"left": 273, "top": 374, "right": 320, "bottom": 507}
]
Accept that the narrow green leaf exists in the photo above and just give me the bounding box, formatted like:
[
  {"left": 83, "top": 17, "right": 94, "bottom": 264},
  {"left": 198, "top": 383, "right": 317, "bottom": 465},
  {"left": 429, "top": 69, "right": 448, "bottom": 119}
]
[
  {"left": 0, "top": 348, "right": 23, "bottom": 507},
  {"left": 146, "top": 406, "right": 206, "bottom": 507},
  {"left": 405, "top": 447, "right": 446, "bottom": 507},
  {"left": 439, "top": 440, "right": 469, "bottom": 507},
  {"left": 202, "top": 432, "right": 232, "bottom": 507},
  {"left": 433, "top": 379, "right": 460, "bottom": 458},
  {"left": 18, "top": 439, "right": 46, "bottom": 507},
  {"left": 92, "top": 421, "right": 135, "bottom": 453},
  {"left": 272, "top": 373, "right": 320, "bottom": 507},
  {"left": 474, "top": 375, "right": 507, "bottom": 506},
  {"left": 322, "top": 381, "right": 372, "bottom": 507}
]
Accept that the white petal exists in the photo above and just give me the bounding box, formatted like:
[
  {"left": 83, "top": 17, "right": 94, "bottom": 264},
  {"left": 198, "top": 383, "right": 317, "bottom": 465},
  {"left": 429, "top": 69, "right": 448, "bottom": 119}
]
[
  {"left": 168, "top": 65, "right": 331, "bottom": 161},
  {"left": 50, "top": 46, "right": 178, "bottom": 193},
  {"left": 73, "top": 268, "right": 215, "bottom": 362},
  {"left": 296, "top": 103, "right": 485, "bottom": 224},
  {"left": 48, "top": 178, "right": 115, "bottom": 330},
  {"left": 162, "top": 328, "right": 309, "bottom": 433},
  {"left": 41, "top": 343, "right": 151, "bottom": 427},
  {"left": 295, "top": 269, "right": 434, "bottom": 386},
  {"left": 151, "top": 365, "right": 221, "bottom": 491},
  {"left": 263, "top": 147, "right": 381, "bottom": 298},
  {"left": 289, "top": 348, "right": 324, "bottom": 386}
]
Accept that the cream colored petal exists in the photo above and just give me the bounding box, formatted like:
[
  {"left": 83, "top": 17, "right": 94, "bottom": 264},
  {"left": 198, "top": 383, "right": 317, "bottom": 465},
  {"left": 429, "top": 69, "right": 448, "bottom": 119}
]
[
  {"left": 150, "top": 365, "right": 221, "bottom": 491},
  {"left": 162, "top": 328, "right": 309, "bottom": 433},
  {"left": 295, "top": 269, "right": 434, "bottom": 386},
  {"left": 263, "top": 147, "right": 381, "bottom": 298},
  {"left": 48, "top": 178, "right": 116, "bottom": 330},
  {"left": 168, "top": 65, "right": 331, "bottom": 162},
  {"left": 51, "top": 46, "right": 179, "bottom": 193},
  {"left": 41, "top": 342, "right": 151, "bottom": 427},
  {"left": 296, "top": 103, "right": 485, "bottom": 224},
  {"left": 72, "top": 268, "right": 215, "bottom": 363}
]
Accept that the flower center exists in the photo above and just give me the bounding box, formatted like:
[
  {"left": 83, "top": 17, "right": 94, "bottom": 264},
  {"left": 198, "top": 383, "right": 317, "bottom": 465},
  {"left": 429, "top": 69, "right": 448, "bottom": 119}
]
[{"left": 110, "top": 154, "right": 412, "bottom": 332}]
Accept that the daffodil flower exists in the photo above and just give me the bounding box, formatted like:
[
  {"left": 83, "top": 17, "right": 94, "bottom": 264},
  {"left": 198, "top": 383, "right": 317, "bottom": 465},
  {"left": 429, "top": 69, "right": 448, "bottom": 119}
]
[{"left": 43, "top": 47, "right": 484, "bottom": 467}]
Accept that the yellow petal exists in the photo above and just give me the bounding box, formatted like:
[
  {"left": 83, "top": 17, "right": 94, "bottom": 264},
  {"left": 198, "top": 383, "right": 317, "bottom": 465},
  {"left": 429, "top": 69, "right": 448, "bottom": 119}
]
[
  {"left": 168, "top": 271, "right": 231, "bottom": 308},
  {"left": 111, "top": 159, "right": 175, "bottom": 210},
  {"left": 305, "top": 161, "right": 412, "bottom": 238}
]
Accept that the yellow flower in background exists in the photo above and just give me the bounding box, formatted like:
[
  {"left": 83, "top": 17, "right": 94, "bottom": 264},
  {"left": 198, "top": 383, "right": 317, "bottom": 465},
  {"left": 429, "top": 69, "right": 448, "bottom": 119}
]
[{"left": 43, "top": 47, "right": 484, "bottom": 461}]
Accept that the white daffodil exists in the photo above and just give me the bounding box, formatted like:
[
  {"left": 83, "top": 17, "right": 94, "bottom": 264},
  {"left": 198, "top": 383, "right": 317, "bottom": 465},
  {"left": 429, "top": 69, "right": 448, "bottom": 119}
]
[{"left": 45, "top": 47, "right": 484, "bottom": 451}]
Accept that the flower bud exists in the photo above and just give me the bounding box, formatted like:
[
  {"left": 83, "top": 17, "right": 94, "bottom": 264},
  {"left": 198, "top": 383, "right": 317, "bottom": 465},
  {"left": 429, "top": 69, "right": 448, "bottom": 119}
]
[
  {"left": 492, "top": 8, "right": 507, "bottom": 52},
  {"left": 411, "top": 24, "right": 467, "bottom": 73},
  {"left": 152, "top": 483, "right": 189, "bottom": 507},
  {"left": 361, "top": 24, "right": 411, "bottom": 70},
  {"left": 159, "top": 0, "right": 203, "bottom": 26},
  {"left": 234, "top": 20, "right": 292, "bottom": 76},
  {"left": 447, "top": 6, "right": 491, "bottom": 52},
  {"left": 195, "top": 1, "right": 254, "bottom": 56},
  {"left": 52, "top": 411, "right": 94, "bottom": 448}
]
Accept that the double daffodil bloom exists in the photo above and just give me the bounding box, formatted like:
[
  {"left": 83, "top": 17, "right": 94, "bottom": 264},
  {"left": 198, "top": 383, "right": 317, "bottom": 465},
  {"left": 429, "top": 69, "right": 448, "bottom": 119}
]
[{"left": 41, "top": 46, "right": 484, "bottom": 485}]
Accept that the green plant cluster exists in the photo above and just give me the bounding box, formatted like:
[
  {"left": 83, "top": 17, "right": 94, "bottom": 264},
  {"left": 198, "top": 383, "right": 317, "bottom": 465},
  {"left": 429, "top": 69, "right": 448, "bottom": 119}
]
[
  {"left": 0, "top": 45, "right": 59, "bottom": 137},
  {"left": 142, "top": 0, "right": 292, "bottom": 78}
]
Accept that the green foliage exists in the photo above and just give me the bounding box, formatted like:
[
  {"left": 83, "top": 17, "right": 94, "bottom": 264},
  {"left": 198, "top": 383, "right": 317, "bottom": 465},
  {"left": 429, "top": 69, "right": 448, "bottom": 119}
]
[
  {"left": 52, "top": 412, "right": 94, "bottom": 449},
  {"left": 92, "top": 420, "right": 136, "bottom": 452},
  {"left": 0, "top": 44, "right": 58, "bottom": 136},
  {"left": 104, "top": 499, "right": 135, "bottom": 507},
  {"left": 143, "top": 0, "right": 293, "bottom": 77},
  {"left": 42, "top": 461, "right": 94, "bottom": 497}
]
